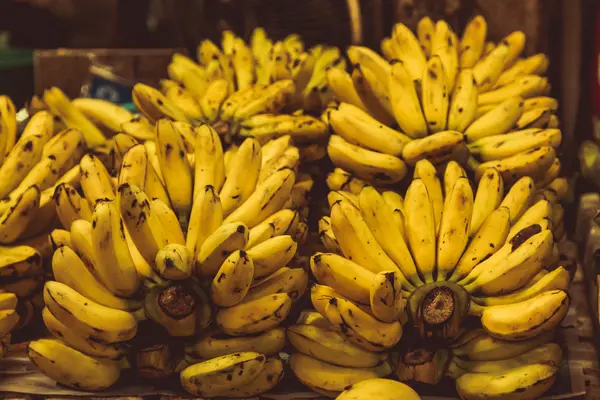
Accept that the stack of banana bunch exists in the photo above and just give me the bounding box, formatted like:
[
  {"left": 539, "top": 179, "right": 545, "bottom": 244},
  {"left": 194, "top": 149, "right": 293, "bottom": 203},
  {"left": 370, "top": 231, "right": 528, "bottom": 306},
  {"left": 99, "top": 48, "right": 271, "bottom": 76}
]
[
  {"left": 28, "top": 118, "right": 310, "bottom": 396},
  {"left": 157, "top": 27, "right": 337, "bottom": 145},
  {"left": 324, "top": 15, "right": 564, "bottom": 195},
  {"left": 299, "top": 158, "right": 571, "bottom": 399}
]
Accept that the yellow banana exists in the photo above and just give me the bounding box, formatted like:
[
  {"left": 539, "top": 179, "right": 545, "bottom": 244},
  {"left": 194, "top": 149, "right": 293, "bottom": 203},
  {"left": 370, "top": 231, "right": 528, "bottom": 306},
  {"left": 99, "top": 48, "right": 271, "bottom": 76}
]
[
  {"left": 463, "top": 96, "right": 524, "bottom": 142},
  {"left": 470, "top": 168, "right": 504, "bottom": 237},
  {"left": 196, "top": 222, "right": 248, "bottom": 277},
  {"left": 402, "top": 130, "right": 465, "bottom": 166},
  {"left": 211, "top": 250, "right": 254, "bottom": 307},
  {"left": 447, "top": 69, "right": 478, "bottom": 132},
  {"left": 246, "top": 235, "right": 297, "bottom": 281},
  {"left": 193, "top": 124, "right": 225, "bottom": 199},
  {"left": 388, "top": 61, "right": 428, "bottom": 138},
  {"left": 216, "top": 293, "right": 292, "bottom": 336},
  {"left": 186, "top": 185, "right": 223, "bottom": 256},
  {"left": 460, "top": 16, "right": 487, "bottom": 68},
  {"left": 422, "top": 55, "right": 449, "bottom": 133}
]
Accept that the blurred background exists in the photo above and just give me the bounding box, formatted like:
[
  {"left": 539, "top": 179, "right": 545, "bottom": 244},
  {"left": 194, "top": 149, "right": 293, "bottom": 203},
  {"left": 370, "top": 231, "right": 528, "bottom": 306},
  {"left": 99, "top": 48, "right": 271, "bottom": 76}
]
[{"left": 0, "top": 0, "right": 594, "bottom": 175}]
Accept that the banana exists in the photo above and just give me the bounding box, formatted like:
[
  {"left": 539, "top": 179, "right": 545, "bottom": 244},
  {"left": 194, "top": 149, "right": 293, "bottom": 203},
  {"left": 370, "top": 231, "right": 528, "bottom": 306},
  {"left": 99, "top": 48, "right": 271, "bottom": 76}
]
[
  {"left": 460, "top": 16, "right": 487, "bottom": 68},
  {"left": 219, "top": 85, "right": 265, "bottom": 122},
  {"left": 246, "top": 235, "right": 297, "bottom": 281},
  {"left": 232, "top": 80, "right": 295, "bottom": 122},
  {"left": 495, "top": 54, "right": 550, "bottom": 88},
  {"left": 156, "top": 119, "right": 193, "bottom": 224},
  {"left": 231, "top": 38, "right": 255, "bottom": 90},
  {"left": 185, "top": 328, "right": 286, "bottom": 359},
  {"left": 404, "top": 178, "right": 436, "bottom": 283},
  {"left": 524, "top": 96, "right": 559, "bottom": 112},
  {"left": 180, "top": 352, "right": 266, "bottom": 397},
  {"left": 414, "top": 160, "right": 443, "bottom": 232},
  {"left": 478, "top": 75, "right": 549, "bottom": 106},
  {"left": 0, "top": 117, "right": 54, "bottom": 199},
  {"left": 117, "top": 144, "right": 148, "bottom": 190},
  {"left": 43, "top": 281, "right": 137, "bottom": 343},
  {"left": 417, "top": 16, "right": 435, "bottom": 57},
  {"left": 475, "top": 146, "right": 556, "bottom": 185},
  {"left": 452, "top": 330, "right": 554, "bottom": 361},
  {"left": 144, "top": 199, "right": 182, "bottom": 247},
  {"left": 132, "top": 83, "right": 188, "bottom": 123},
  {"left": 369, "top": 271, "right": 406, "bottom": 322},
  {"left": 327, "top": 68, "right": 367, "bottom": 111},
  {"left": 257, "top": 145, "right": 299, "bottom": 183},
  {"left": 402, "top": 130, "right": 465, "bottom": 166},
  {"left": 297, "top": 310, "right": 331, "bottom": 329},
  {"left": 464, "top": 96, "right": 524, "bottom": 142},
  {"left": 432, "top": 21, "right": 459, "bottom": 92},
  {"left": 473, "top": 266, "right": 570, "bottom": 306},
  {"left": 455, "top": 363, "right": 557, "bottom": 400},
  {"left": 469, "top": 128, "right": 561, "bottom": 162},
  {"left": 28, "top": 338, "right": 121, "bottom": 391},
  {"left": 52, "top": 245, "right": 138, "bottom": 311},
  {"left": 330, "top": 103, "right": 410, "bottom": 156},
  {"left": 91, "top": 199, "right": 141, "bottom": 297},
  {"left": 2, "top": 128, "right": 85, "bottom": 207},
  {"left": 216, "top": 293, "right": 292, "bottom": 336},
  {"left": 310, "top": 252, "right": 374, "bottom": 305},
  {"left": 351, "top": 65, "right": 394, "bottom": 125},
  {"left": 387, "top": 61, "right": 427, "bottom": 138},
  {"left": 328, "top": 135, "right": 407, "bottom": 184},
  {"left": 319, "top": 217, "right": 341, "bottom": 254},
  {"left": 223, "top": 168, "right": 295, "bottom": 228},
  {"left": 437, "top": 177, "right": 473, "bottom": 280},
  {"left": 117, "top": 183, "right": 167, "bottom": 267},
  {"left": 196, "top": 222, "right": 248, "bottom": 277},
  {"left": 193, "top": 124, "right": 225, "bottom": 199},
  {"left": 422, "top": 55, "right": 449, "bottom": 133},
  {"left": 0, "top": 185, "right": 40, "bottom": 244},
  {"left": 0, "top": 245, "right": 42, "bottom": 278},
  {"left": 464, "top": 228, "right": 553, "bottom": 295},
  {"left": 0, "top": 307, "right": 18, "bottom": 338},
  {"left": 43, "top": 87, "right": 105, "bottom": 146},
  {"left": 121, "top": 116, "right": 155, "bottom": 141},
  {"left": 239, "top": 114, "right": 328, "bottom": 144},
  {"left": 548, "top": 177, "right": 569, "bottom": 200},
  {"left": 290, "top": 353, "right": 392, "bottom": 396},
  {"left": 211, "top": 250, "right": 254, "bottom": 307},
  {"left": 447, "top": 69, "right": 478, "bottom": 132},
  {"left": 216, "top": 356, "right": 284, "bottom": 398},
  {"left": 72, "top": 98, "right": 134, "bottom": 133},
  {"left": 499, "top": 176, "right": 535, "bottom": 223},
  {"left": 111, "top": 134, "right": 138, "bottom": 174},
  {"left": 508, "top": 199, "right": 553, "bottom": 241},
  {"left": 161, "top": 82, "right": 205, "bottom": 123},
  {"left": 501, "top": 31, "right": 527, "bottom": 67},
  {"left": 244, "top": 266, "right": 308, "bottom": 303},
  {"left": 470, "top": 168, "right": 504, "bottom": 236},
  {"left": 326, "top": 168, "right": 367, "bottom": 195},
  {"left": 472, "top": 44, "right": 509, "bottom": 92},
  {"left": 515, "top": 107, "right": 553, "bottom": 129},
  {"left": 337, "top": 378, "right": 421, "bottom": 400},
  {"left": 155, "top": 243, "right": 194, "bottom": 280},
  {"left": 186, "top": 185, "right": 223, "bottom": 255},
  {"left": 42, "top": 307, "right": 127, "bottom": 360},
  {"left": 54, "top": 183, "right": 92, "bottom": 229},
  {"left": 288, "top": 324, "right": 385, "bottom": 368},
  {"left": 358, "top": 186, "right": 420, "bottom": 287},
  {"left": 390, "top": 23, "right": 427, "bottom": 81},
  {"left": 219, "top": 137, "right": 261, "bottom": 216},
  {"left": 80, "top": 153, "right": 115, "bottom": 204},
  {"left": 330, "top": 199, "right": 401, "bottom": 275},
  {"left": 199, "top": 79, "right": 230, "bottom": 123}
]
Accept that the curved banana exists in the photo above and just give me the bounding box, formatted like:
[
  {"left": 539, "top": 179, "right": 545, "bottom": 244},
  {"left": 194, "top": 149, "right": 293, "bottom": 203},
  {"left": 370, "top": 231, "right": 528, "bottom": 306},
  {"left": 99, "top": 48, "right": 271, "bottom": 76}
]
[
  {"left": 447, "top": 69, "right": 478, "bottom": 132},
  {"left": 80, "top": 153, "right": 115, "bottom": 204},
  {"left": 211, "top": 250, "right": 254, "bottom": 307},
  {"left": 186, "top": 185, "right": 223, "bottom": 255},
  {"left": 470, "top": 168, "right": 504, "bottom": 237},
  {"left": 196, "top": 222, "right": 248, "bottom": 277},
  {"left": 216, "top": 293, "right": 292, "bottom": 336},
  {"left": 422, "top": 56, "right": 449, "bottom": 133},
  {"left": 464, "top": 96, "right": 524, "bottom": 142},
  {"left": 72, "top": 98, "right": 134, "bottom": 134},
  {"left": 155, "top": 243, "right": 194, "bottom": 280},
  {"left": 185, "top": 328, "right": 285, "bottom": 359},
  {"left": 402, "top": 130, "right": 465, "bottom": 166},
  {"left": 28, "top": 338, "right": 121, "bottom": 391},
  {"left": 0, "top": 185, "right": 40, "bottom": 244},
  {"left": 475, "top": 146, "right": 556, "bottom": 185},
  {"left": 460, "top": 16, "right": 487, "bottom": 68},
  {"left": 478, "top": 75, "right": 549, "bottom": 106}
]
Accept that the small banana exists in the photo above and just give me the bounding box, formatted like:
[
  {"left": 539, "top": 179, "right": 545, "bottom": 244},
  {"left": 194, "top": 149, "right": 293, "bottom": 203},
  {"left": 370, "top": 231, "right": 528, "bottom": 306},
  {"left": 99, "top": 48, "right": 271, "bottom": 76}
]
[
  {"left": 199, "top": 79, "right": 230, "bottom": 123},
  {"left": 180, "top": 352, "right": 266, "bottom": 397},
  {"left": 196, "top": 222, "right": 248, "bottom": 277},
  {"left": 478, "top": 75, "right": 549, "bottom": 106},
  {"left": 193, "top": 124, "right": 225, "bottom": 199},
  {"left": 402, "top": 130, "right": 465, "bottom": 166},
  {"left": 475, "top": 146, "right": 556, "bottom": 185},
  {"left": 328, "top": 135, "right": 407, "bottom": 184},
  {"left": 72, "top": 98, "right": 134, "bottom": 134},
  {"left": 132, "top": 83, "right": 188, "bottom": 123},
  {"left": 80, "top": 153, "right": 115, "bottom": 204},
  {"left": 464, "top": 96, "right": 524, "bottom": 142},
  {"left": 185, "top": 328, "right": 285, "bottom": 359},
  {"left": 246, "top": 235, "right": 297, "bottom": 281},
  {"left": 326, "top": 168, "right": 367, "bottom": 194},
  {"left": 460, "top": 16, "right": 487, "bottom": 68},
  {"left": 469, "top": 128, "right": 561, "bottom": 162},
  {"left": 470, "top": 168, "right": 504, "bottom": 237},
  {"left": 211, "top": 250, "right": 254, "bottom": 307},
  {"left": 150, "top": 198, "right": 186, "bottom": 245},
  {"left": 216, "top": 293, "right": 292, "bottom": 335},
  {"left": 219, "top": 138, "right": 261, "bottom": 216},
  {"left": 121, "top": 116, "right": 155, "bottom": 141},
  {"left": 326, "top": 68, "right": 367, "bottom": 111},
  {"left": 499, "top": 176, "right": 536, "bottom": 223},
  {"left": 28, "top": 338, "right": 121, "bottom": 391},
  {"left": 244, "top": 266, "right": 308, "bottom": 303},
  {"left": 496, "top": 54, "right": 550, "bottom": 88},
  {"left": 447, "top": 69, "right": 478, "bottom": 132},
  {"left": 404, "top": 178, "right": 437, "bottom": 283},
  {"left": 186, "top": 185, "right": 223, "bottom": 256},
  {"left": 417, "top": 16, "right": 435, "bottom": 57},
  {"left": 472, "top": 44, "right": 509, "bottom": 92},
  {"left": 422, "top": 55, "right": 449, "bottom": 133},
  {"left": 390, "top": 23, "right": 427, "bottom": 81}
]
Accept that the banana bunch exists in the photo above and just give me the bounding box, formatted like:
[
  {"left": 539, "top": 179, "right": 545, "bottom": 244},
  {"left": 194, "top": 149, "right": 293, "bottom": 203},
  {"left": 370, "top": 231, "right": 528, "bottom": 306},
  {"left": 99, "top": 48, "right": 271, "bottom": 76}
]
[
  {"left": 325, "top": 15, "right": 561, "bottom": 189},
  {"left": 32, "top": 118, "right": 308, "bottom": 395},
  {"left": 309, "top": 159, "right": 570, "bottom": 399}
]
